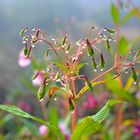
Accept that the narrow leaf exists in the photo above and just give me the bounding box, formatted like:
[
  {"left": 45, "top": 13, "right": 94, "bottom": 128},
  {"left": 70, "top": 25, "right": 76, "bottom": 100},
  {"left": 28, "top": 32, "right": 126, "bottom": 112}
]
[{"left": 111, "top": 3, "right": 120, "bottom": 24}]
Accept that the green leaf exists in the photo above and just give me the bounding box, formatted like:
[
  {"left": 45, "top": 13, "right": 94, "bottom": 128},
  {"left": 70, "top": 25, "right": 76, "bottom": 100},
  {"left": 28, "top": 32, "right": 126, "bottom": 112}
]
[
  {"left": 92, "top": 99, "right": 122, "bottom": 123},
  {"left": 117, "top": 37, "right": 130, "bottom": 55},
  {"left": 71, "top": 100, "right": 121, "bottom": 140},
  {"left": 105, "top": 74, "right": 136, "bottom": 103},
  {"left": 0, "top": 105, "right": 65, "bottom": 140},
  {"left": 54, "top": 61, "right": 68, "bottom": 72},
  {"left": 0, "top": 105, "right": 32, "bottom": 118},
  {"left": 111, "top": 3, "right": 120, "bottom": 24},
  {"left": 71, "top": 117, "right": 101, "bottom": 140},
  {"left": 121, "top": 9, "right": 138, "bottom": 25}
]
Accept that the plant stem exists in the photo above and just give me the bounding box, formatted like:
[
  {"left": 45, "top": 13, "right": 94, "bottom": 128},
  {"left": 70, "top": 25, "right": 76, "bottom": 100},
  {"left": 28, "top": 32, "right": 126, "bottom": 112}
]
[{"left": 71, "top": 79, "right": 77, "bottom": 132}]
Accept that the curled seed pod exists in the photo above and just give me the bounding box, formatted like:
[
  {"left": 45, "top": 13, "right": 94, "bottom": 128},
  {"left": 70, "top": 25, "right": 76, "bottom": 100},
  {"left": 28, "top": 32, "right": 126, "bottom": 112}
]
[
  {"left": 48, "top": 86, "right": 59, "bottom": 98},
  {"left": 61, "top": 35, "right": 67, "bottom": 46},
  {"left": 86, "top": 39, "right": 94, "bottom": 56},
  {"left": 37, "top": 83, "right": 46, "bottom": 101},
  {"left": 104, "top": 28, "right": 116, "bottom": 34},
  {"left": 69, "top": 98, "right": 75, "bottom": 111},
  {"left": 106, "top": 40, "right": 110, "bottom": 50},
  {"left": 100, "top": 54, "right": 105, "bottom": 68},
  {"left": 45, "top": 49, "right": 49, "bottom": 57},
  {"left": 85, "top": 79, "right": 93, "bottom": 91},
  {"left": 131, "top": 67, "right": 137, "bottom": 81},
  {"left": 20, "top": 27, "right": 28, "bottom": 36},
  {"left": 92, "top": 57, "right": 97, "bottom": 69}
]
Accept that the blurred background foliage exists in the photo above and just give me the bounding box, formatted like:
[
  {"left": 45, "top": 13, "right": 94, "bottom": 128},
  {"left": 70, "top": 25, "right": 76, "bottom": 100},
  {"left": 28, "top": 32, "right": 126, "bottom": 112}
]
[{"left": 0, "top": 0, "right": 140, "bottom": 140}]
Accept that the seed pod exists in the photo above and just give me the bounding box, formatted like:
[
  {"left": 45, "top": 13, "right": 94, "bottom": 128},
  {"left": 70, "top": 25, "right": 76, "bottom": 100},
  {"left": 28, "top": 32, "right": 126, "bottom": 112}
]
[
  {"left": 32, "top": 36, "right": 37, "bottom": 44},
  {"left": 104, "top": 28, "right": 116, "bottom": 34},
  {"left": 24, "top": 46, "right": 28, "bottom": 57},
  {"left": 87, "top": 39, "right": 94, "bottom": 56},
  {"left": 85, "top": 79, "right": 93, "bottom": 91},
  {"left": 23, "top": 35, "right": 29, "bottom": 41},
  {"left": 69, "top": 98, "right": 75, "bottom": 111},
  {"left": 92, "top": 57, "right": 97, "bottom": 69},
  {"left": 61, "top": 35, "right": 67, "bottom": 46},
  {"left": 48, "top": 86, "right": 59, "bottom": 98},
  {"left": 37, "top": 83, "right": 46, "bottom": 101},
  {"left": 100, "top": 54, "right": 105, "bottom": 68},
  {"left": 32, "top": 72, "right": 39, "bottom": 80},
  {"left": 106, "top": 40, "right": 110, "bottom": 50},
  {"left": 65, "top": 44, "right": 71, "bottom": 51},
  {"left": 131, "top": 67, "right": 137, "bottom": 81},
  {"left": 20, "top": 27, "right": 27, "bottom": 36},
  {"left": 45, "top": 49, "right": 49, "bottom": 57}
]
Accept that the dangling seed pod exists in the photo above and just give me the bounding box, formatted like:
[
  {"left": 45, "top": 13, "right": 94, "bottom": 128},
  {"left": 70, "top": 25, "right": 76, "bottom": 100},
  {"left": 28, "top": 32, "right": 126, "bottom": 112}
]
[
  {"left": 32, "top": 71, "right": 39, "bottom": 80},
  {"left": 37, "top": 83, "right": 46, "bottom": 101},
  {"left": 69, "top": 98, "right": 75, "bottom": 111},
  {"left": 104, "top": 28, "right": 116, "bottom": 34},
  {"left": 45, "top": 49, "right": 49, "bottom": 57},
  {"left": 86, "top": 39, "right": 94, "bottom": 56},
  {"left": 106, "top": 40, "right": 110, "bottom": 50},
  {"left": 100, "top": 54, "right": 105, "bottom": 68},
  {"left": 65, "top": 44, "right": 71, "bottom": 51},
  {"left": 20, "top": 27, "right": 28, "bottom": 36},
  {"left": 131, "top": 67, "right": 137, "bottom": 81},
  {"left": 23, "top": 46, "right": 28, "bottom": 57},
  {"left": 92, "top": 57, "right": 97, "bottom": 69}
]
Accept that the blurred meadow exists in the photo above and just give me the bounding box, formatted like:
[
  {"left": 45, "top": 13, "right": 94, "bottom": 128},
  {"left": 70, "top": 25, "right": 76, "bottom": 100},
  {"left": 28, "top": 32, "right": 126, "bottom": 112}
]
[{"left": 0, "top": 0, "right": 140, "bottom": 140}]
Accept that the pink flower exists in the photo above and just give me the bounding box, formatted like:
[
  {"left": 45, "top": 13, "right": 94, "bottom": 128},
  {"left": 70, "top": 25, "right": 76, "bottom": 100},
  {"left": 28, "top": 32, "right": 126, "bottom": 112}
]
[
  {"left": 134, "top": 125, "right": 140, "bottom": 136},
  {"left": 59, "top": 121, "right": 71, "bottom": 140},
  {"left": 32, "top": 71, "right": 45, "bottom": 86},
  {"left": 39, "top": 125, "right": 48, "bottom": 136},
  {"left": 17, "top": 100, "right": 32, "bottom": 113},
  {"left": 82, "top": 95, "right": 97, "bottom": 109},
  {"left": 18, "top": 49, "right": 31, "bottom": 67}
]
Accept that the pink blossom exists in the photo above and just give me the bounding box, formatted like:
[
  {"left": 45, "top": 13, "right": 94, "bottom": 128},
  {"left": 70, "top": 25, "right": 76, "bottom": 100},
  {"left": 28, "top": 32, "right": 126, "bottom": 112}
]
[
  {"left": 59, "top": 121, "right": 71, "bottom": 140},
  {"left": 82, "top": 95, "right": 97, "bottom": 109},
  {"left": 17, "top": 100, "right": 32, "bottom": 113},
  {"left": 134, "top": 125, "right": 140, "bottom": 136},
  {"left": 32, "top": 71, "right": 45, "bottom": 86},
  {"left": 39, "top": 125, "right": 48, "bottom": 136},
  {"left": 18, "top": 49, "right": 31, "bottom": 67}
]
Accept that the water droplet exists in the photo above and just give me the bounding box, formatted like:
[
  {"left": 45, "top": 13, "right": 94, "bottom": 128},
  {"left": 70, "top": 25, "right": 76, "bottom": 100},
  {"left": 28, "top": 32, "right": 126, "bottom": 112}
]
[
  {"left": 80, "top": 51, "right": 83, "bottom": 55},
  {"left": 51, "top": 38, "right": 55, "bottom": 41},
  {"left": 133, "top": 81, "right": 137, "bottom": 85},
  {"left": 39, "top": 99, "right": 43, "bottom": 101},
  {"left": 94, "top": 69, "right": 97, "bottom": 72},
  {"left": 104, "top": 28, "right": 107, "bottom": 31},
  {"left": 32, "top": 45, "right": 35, "bottom": 48},
  {"left": 66, "top": 51, "right": 69, "bottom": 54},
  {"left": 96, "top": 65, "right": 99, "bottom": 68},
  {"left": 125, "top": 70, "right": 128, "bottom": 74},
  {"left": 54, "top": 98, "right": 57, "bottom": 101},
  {"left": 71, "top": 111, "right": 74, "bottom": 114},
  {"left": 100, "top": 69, "right": 104, "bottom": 71},
  {"left": 22, "top": 41, "right": 26, "bottom": 44}
]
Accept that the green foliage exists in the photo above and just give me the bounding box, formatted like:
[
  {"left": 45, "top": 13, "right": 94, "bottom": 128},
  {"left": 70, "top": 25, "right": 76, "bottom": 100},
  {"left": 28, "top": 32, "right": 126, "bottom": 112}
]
[
  {"left": 0, "top": 105, "right": 65, "bottom": 140},
  {"left": 117, "top": 37, "right": 130, "bottom": 55},
  {"left": 71, "top": 100, "right": 122, "bottom": 140},
  {"left": 111, "top": 3, "right": 120, "bottom": 24},
  {"left": 105, "top": 75, "right": 136, "bottom": 103}
]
